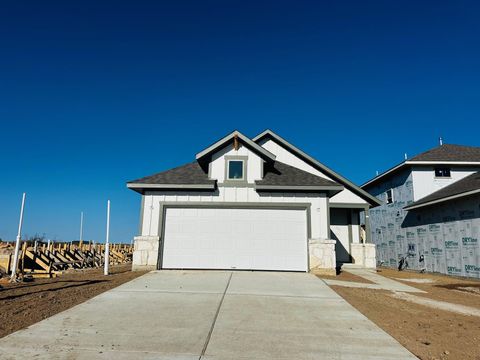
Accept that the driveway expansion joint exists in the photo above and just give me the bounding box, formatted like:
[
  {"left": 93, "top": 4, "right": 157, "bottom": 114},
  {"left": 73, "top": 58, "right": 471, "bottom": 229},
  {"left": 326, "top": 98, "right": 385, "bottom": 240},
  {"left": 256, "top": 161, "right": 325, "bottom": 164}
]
[{"left": 199, "top": 272, "right": 233, "bottom": 359}]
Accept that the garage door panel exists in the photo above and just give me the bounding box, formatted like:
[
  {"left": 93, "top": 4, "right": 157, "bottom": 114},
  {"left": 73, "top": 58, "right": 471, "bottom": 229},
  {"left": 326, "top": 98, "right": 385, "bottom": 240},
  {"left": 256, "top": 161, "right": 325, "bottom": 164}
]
[{"left": 162, "top": 207, "right": 308, "bottom": 271}]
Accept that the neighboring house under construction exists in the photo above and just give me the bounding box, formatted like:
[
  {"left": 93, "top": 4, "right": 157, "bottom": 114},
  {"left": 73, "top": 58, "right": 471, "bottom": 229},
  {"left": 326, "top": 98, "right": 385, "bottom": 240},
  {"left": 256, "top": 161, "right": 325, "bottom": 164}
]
[{"left": 362, "top": 143, "right": 480, "bottom": 278}]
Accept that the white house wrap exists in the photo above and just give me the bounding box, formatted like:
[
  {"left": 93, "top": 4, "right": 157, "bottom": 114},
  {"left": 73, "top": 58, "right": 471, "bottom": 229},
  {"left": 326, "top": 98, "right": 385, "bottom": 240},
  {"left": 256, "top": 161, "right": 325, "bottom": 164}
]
[{"left": 363, "top": 144, "right": 480, "bottom": 278}]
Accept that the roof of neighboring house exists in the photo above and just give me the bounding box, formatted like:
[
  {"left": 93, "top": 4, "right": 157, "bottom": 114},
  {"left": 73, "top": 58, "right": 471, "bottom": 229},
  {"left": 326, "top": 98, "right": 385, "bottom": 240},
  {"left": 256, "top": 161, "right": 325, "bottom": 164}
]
[
  {"left": 362, "top": 143, "right": 480, "bottom": 189},
  {"left": 253, "top": 129, "right": 382, "bottom": 206},
  {"left": 255, "top": 161, "right": 343, "bottom": 195},
  {"left": 404, "top": 171, "right": 480, "bottom": 210},
  {"left": 410, "top": 144, "right": 480, "bottom": 162},
  {"left": 127, "top": 162, "right": 216, "bottom": 193}
]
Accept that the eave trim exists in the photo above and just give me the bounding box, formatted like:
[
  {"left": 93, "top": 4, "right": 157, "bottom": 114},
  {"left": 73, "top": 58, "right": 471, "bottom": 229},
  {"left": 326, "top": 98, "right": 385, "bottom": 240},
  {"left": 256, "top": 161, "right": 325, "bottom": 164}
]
[
  {"left": 196, "top": 130, "right": 276, "bottom": 162},
  {"left": 255, "top": 184, "right": 344, "bottom": 191},
  {"left": 404, "top": 188, "right": 480, "bottom": 211},
  {"left": 254, "top": 129, "right": 381, "bottom": 206},
  {"left": 127, "top": 183, "right": 216, "bottom": 190}
]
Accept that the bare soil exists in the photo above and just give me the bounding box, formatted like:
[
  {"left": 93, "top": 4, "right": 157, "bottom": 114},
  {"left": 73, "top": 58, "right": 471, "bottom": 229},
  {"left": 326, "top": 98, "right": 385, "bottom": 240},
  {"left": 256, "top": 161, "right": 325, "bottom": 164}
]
[
  {"left": 377, "top": 268, "right": 480, "bottom": 309},
  {"left": 0, "top": 264, "right": 147, "bottom": 339},
  {"left": 331, "top": 269, "right": 480, "bottom": 360},
  {"left": 316, "top": 269, "right": 374, "bottom": 284}
]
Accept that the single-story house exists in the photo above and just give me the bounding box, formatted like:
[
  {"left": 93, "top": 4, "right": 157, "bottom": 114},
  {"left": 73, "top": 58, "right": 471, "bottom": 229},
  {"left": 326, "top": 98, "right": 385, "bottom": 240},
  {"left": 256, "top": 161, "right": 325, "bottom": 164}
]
[{"left": 127, "top": 130, "right": 381, "bottom": 273}]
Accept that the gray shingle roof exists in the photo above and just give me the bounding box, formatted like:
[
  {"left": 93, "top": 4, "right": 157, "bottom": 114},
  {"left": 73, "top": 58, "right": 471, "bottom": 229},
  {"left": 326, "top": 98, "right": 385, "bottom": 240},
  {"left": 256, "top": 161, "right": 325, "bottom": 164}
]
[
  {"left": 128, "top": 162, "right": 214, "bottom": 185},
  {"left": 127, "top": 160, "right": 342, "bottom": 194},
  {"left": 256, "top": 161, "right": 341, "bottom": 188},
  {"left": 404, "top": 171, "right": 480, "bottom": 210},
  {"left": 410, "top": 144, "right": 480, "bottom": 162},
  {"left": 363, "top": 143, "right": 480, "bottom": 189}
]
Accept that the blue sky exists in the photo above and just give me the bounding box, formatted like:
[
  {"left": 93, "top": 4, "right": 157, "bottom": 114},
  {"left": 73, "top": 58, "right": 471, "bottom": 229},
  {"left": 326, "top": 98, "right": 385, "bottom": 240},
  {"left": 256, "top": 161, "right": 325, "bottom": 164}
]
[{"left": 1, "top": 1, "right": 479, "bottom": 242}]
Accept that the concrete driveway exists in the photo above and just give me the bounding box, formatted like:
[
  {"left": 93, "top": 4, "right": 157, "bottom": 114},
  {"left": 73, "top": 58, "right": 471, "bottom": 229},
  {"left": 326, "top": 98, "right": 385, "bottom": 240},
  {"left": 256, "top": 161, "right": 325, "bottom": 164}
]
[{"left": 0, "top": 271, "right": 416, "bottom": 359}]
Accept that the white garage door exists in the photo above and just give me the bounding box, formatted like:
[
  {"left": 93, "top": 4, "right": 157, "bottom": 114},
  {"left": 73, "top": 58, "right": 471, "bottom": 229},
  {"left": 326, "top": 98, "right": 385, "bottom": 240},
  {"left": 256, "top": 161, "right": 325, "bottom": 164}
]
[{"left": 162, "top": 207, "right": 308, "bottom": 271}]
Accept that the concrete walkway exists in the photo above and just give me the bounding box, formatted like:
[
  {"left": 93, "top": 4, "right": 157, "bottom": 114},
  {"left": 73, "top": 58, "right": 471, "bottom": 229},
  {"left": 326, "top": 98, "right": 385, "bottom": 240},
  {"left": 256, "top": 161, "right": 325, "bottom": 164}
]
[
  {"left": 326, "top": 268, "right": 480, "bottom": 317},
  {"left": 392, "top": 291, "right": 480, "bottom": 317},
  {"left": 324, "top": 268, "right": 426, "bottom": 293},
  {"left": 0, "top": 271, "right": 416, "bottom": 359}
]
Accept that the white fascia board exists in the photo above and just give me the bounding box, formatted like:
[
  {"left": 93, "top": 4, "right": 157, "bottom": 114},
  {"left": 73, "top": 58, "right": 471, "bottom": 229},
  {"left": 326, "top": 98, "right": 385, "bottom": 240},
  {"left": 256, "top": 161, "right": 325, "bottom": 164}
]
[
  {"left": 255, "top": 184, "right": 344, "bottom": 191},
  {"left": 404, "top": 188, "right": 480, "bottom": 211},
  {"left": 127, "top": 183, "right": 215, "bottom": 190},
  {"left": 196, "top": 130, "right": 276, "bottom": 161},
  {"left": 405, "top": 161, "right": 480, "bottom": 165}
]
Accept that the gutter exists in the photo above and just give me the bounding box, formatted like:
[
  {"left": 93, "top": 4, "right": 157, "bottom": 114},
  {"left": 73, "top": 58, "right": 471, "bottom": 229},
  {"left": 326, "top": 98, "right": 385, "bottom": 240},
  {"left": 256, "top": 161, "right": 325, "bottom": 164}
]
[
  {"left": 254, "top": 184, "right": 344, "bottom": 196},
  {"left": 127, "top": 183, "right": 216, "bottom": 190}
]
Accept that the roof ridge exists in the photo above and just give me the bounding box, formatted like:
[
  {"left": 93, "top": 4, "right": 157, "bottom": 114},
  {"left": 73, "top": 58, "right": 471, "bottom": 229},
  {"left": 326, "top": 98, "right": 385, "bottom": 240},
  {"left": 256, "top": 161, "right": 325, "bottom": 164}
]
[
  {"left": 410, "top": 143, "right": 480, "bottom": 160},
  {"left": 364, "top": 142, "right": 480, "bottom": 188},
  {"left": 196, "top": 130, "right": 276, "bottom": 162}
]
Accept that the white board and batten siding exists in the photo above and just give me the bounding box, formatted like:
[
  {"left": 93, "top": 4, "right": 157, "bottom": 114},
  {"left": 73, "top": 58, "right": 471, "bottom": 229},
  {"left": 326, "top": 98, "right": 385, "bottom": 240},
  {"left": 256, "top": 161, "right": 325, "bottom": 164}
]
[
  {"left": 258, "top": 138, "right": 367, "bottom": 204},
  {"left": 162, "top": 207, "right": 308, "bottom": 271},
  {"left": 140, "top": 188, "right": 329, "bottom": 240},
  {"left": 411, "top": 166, "right": 479, "bottom": 201},
  {"left": 209, "top": 145, "right": 263, "bottom": 183}
]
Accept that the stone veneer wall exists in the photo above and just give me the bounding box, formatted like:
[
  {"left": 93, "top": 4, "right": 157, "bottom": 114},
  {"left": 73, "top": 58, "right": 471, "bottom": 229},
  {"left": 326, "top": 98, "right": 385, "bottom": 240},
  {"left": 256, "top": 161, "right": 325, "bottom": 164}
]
[
  {"left": 132, "top": 236, "right": 339, "bottom": 274},
  {"left": 132, "top": 236, "right": 160, "bottom": 271},
  {"left": 350, "top": 243, "right": 376, "bottom": 268},
  {"left": 308, "top": 239, "right": 336, "bottom": 275}
]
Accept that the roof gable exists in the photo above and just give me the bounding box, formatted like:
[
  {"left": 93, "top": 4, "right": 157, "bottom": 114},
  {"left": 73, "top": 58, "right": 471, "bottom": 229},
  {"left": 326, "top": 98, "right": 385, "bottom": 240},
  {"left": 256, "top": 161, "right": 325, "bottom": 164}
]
[
  {"left": 196, "top": 130, "right": 275, "bottom": 164},
  {"left": 253, "top": 129, "right": 381, "bottom": 206}
]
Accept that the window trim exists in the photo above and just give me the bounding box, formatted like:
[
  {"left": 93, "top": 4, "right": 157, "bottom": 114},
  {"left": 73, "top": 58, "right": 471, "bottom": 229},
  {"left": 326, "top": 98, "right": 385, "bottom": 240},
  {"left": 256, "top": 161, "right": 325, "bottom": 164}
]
[
  {"left": 434, "top": 167, "right": 451, "bottom": 178},
  {"left": 386, "top": 188, "right": 394, "bottom": 204},
  {"left": 227, "top": 160, "right": 245, "bottom": 180},
  {"left": 224, "top": 155, "right": 248, "bottom": 183}
]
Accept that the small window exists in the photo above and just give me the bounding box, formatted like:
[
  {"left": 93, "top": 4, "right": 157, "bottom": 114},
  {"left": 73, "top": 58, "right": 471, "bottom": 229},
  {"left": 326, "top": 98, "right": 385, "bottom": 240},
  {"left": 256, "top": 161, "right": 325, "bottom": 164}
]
[
  {"left": 435, "top": 167, "right": 451, "bottom": 177},
  {"left": 386, "top": 189, "right": 394, "bottom": 204},
  {"left": 228, "top": 160, "right": 244, "bottom": 180}
]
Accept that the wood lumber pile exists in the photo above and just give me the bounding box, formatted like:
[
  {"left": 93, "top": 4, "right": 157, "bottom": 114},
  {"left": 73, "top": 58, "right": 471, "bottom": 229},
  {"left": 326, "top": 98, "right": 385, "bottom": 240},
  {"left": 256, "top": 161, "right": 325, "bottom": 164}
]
[
  {"left": 0, "top": 241, "right": 133, "bottom": 279},
  {"left": 0, "top": 243, "right": 15, "bottom": 276}
]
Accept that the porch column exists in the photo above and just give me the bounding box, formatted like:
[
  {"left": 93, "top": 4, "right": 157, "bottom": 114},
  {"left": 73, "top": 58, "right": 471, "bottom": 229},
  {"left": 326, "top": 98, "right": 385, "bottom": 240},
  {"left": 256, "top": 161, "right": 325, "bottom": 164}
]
[
  {"left": 364, "top": 206, "right": 371, "bottom": 244},
  {"left": 308, "top": 196, "right": 336, "bottom": 275}
]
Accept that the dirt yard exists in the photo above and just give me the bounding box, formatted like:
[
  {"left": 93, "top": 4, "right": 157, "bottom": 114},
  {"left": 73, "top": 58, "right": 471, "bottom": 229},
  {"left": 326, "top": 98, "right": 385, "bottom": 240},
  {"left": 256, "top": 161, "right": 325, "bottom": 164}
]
[
  {"left": 324, "top": 268, "right": 480, "bottom": 360},
  {"left": 314, "top": 269, "right": 374, "bottom": 283},
  {"left": 0, "top": 264, "right": 147, "bottom": 338}
]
